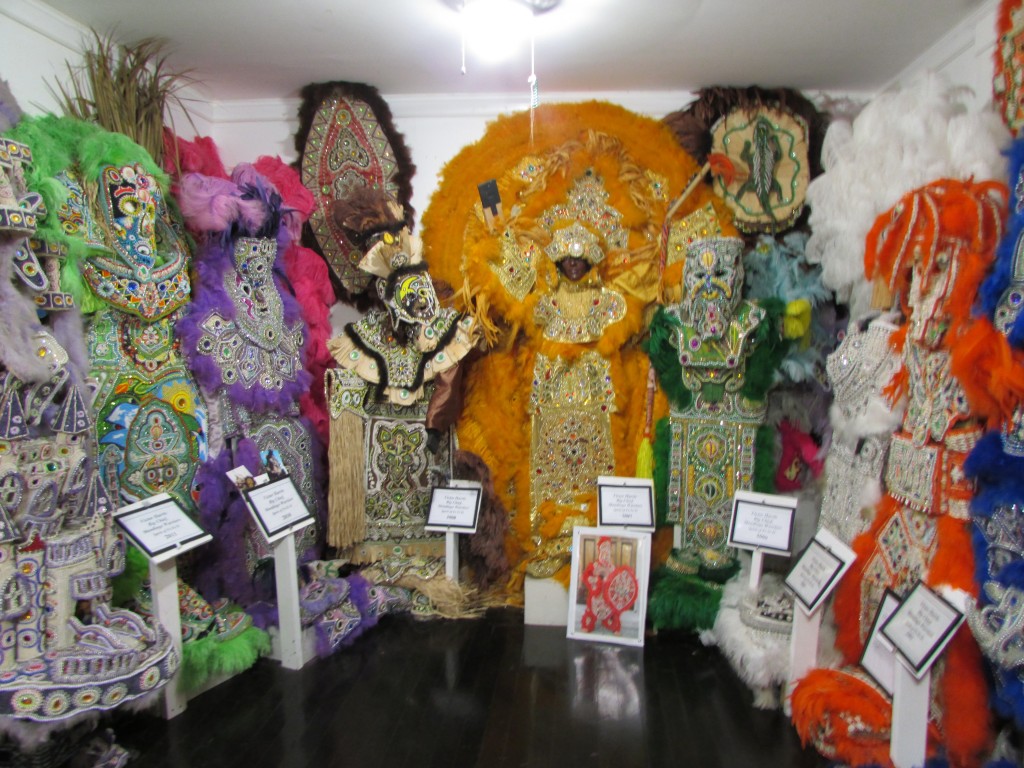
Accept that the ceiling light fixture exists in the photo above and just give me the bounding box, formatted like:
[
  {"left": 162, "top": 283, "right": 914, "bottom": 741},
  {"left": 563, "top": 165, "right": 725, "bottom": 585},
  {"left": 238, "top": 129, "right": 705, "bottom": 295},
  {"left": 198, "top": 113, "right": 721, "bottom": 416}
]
[{"left": 446, "top": 0, "right": 561, "bottom": 143}]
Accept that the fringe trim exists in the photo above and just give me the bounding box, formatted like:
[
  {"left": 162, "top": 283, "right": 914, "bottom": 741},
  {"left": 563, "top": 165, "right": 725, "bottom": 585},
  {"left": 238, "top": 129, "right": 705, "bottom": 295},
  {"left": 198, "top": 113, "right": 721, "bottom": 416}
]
[{"left": 327, "top": 408, "right": 366, "bottom": 548}]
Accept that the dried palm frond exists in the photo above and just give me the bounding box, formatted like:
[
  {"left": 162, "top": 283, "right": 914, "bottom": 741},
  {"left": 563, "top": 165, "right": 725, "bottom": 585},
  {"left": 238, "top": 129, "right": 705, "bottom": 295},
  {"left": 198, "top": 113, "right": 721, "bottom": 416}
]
[{"left": 50, "top": 29, "right": 195, "bottom": 163}]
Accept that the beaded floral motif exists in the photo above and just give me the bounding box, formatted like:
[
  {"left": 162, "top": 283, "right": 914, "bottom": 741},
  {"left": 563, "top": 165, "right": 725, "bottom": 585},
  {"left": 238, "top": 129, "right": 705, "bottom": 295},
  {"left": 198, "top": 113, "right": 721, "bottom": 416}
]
[
  {"left": 84, "top": 164, "right": 191, "bottom": 320},
  {"left": 529, "top": 351, "right": 616, "bottom": 519},
  {"left": 534, "top": 282, "right": 625, "bottom": 344}
]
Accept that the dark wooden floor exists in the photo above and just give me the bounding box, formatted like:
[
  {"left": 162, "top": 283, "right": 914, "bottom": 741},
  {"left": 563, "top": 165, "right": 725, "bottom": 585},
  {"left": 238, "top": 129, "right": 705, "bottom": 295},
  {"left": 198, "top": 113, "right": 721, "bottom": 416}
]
[{"left": 111, "top": 608, "right": 831, "bottom": 767}]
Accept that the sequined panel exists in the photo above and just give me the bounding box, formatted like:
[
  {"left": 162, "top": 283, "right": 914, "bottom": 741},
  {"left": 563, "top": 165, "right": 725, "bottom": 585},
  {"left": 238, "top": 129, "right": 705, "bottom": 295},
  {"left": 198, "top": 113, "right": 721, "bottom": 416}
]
[
  {"left": 667, "top": 414, "right": 757, "bottom": 551},
  {"left": 538, "top": 172, "right": 628, "bottom": 252},
  {"left": 667, "top": 204, "right": 723, "bottom": 267},
  {"left": 529, "top": 352, "right": 616, "bottom": 519},
  {"left": 489, "top": 227, "right": 537, "bottom": 302},
  {"left": 858, "top": 506, "right": 936, "bottom": 645}
]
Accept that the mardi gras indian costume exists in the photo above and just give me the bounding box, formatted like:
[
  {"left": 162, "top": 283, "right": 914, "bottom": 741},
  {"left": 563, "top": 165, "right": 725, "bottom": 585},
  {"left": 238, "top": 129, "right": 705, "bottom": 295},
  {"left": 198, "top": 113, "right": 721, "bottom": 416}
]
[
  {"left": 791, "top": 178, "right": 1005, "bottom": 768},
  {"left": 0, "top": 111, "right": 176, "bottom": 731},
  {"left": 325, "top": 191, "right": 478, "bottom": 564},
  {"left": 420, "top": 102, "right": 731, "bottom": 586},
  {"left": 5, "top": 115, "right": 266, "bottom": 692}
]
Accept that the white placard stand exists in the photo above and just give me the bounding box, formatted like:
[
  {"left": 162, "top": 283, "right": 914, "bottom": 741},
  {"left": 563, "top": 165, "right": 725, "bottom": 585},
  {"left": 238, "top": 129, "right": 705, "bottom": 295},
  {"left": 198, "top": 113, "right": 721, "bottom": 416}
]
[
  {"left": 435, "top": 479, "right": 482, "bottom": 582},
  {"left": 784, "top": 528, "right": 856, "bottom": 712},
  {"left": 748, "top": 549, "right": 766, "bottom": 591},
  {"left": 271, "top": 529, "right": 306, "bottom": 670},
  {"left": 148, "top": 556, "right": 186, "bottom": 718},
  {"left": 890, "top": 663, "right": 930, "bottom": 768},
  {"left": 445, "top": 530, "right": 459, "bottom": 581},
  {"left": 784, "top": 606, "right": 821, "bottom": 716}
]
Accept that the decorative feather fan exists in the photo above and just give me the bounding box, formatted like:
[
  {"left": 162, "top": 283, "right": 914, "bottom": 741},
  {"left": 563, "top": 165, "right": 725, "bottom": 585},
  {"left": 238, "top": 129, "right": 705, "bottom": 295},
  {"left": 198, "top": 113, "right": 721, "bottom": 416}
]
[{"left": 294, "top": 81, "right": 415, "bottom": 300}]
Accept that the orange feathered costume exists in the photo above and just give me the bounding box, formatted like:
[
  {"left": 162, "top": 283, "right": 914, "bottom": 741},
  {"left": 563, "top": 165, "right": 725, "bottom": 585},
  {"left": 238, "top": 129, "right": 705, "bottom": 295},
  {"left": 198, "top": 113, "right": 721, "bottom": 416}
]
[{"left": 420, "top": 102, "right": 732, "bottom": 587}]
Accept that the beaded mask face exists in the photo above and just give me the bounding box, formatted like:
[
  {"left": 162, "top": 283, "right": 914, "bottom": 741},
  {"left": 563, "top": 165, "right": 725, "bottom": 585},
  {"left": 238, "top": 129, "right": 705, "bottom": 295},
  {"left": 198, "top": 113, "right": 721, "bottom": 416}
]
[
  {"left": 80, "top": 164, "right": 191, "bottom": 319},
  {"left": 681, "top": 237, "right": 745, "bottom": 341}
]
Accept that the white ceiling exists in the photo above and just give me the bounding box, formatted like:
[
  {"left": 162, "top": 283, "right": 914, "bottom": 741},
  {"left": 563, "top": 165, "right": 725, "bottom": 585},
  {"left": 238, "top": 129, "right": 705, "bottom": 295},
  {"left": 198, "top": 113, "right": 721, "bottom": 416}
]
[{"left": 39, "top": 0, "right": 990, "bottom": 102}]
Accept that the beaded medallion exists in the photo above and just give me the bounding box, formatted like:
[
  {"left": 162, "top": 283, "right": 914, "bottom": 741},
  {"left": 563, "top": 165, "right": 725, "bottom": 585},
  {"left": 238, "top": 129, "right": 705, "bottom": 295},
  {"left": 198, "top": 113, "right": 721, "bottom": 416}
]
[{"left": 709, "top": 105, "right": 809, "bottom": 233}]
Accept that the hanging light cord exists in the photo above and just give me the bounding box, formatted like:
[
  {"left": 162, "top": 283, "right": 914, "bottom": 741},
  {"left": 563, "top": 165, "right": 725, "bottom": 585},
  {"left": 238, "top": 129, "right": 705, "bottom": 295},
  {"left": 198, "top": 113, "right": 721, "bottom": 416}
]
[{"left": 529, "top": 16, "right": 538, "bottom": 146}]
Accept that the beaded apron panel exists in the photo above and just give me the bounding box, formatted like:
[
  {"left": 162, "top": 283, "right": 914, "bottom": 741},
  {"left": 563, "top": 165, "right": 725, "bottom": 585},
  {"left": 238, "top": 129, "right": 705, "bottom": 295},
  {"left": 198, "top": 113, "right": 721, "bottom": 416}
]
[
  {"left": 89, "top": 307, "right": 208, "bottom": 513},
  {"left": 668, "top": 396, "right": 762, "bottom": 551},
  {"left": 529, "top": 352, "right": 616, "bottom": 520}
]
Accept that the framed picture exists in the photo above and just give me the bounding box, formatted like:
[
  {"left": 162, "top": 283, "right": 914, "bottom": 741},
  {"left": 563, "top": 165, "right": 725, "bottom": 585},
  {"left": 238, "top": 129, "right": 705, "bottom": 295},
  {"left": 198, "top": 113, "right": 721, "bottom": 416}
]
[{"left": 567, "top": 526, "right": 651, "bottom": 647}]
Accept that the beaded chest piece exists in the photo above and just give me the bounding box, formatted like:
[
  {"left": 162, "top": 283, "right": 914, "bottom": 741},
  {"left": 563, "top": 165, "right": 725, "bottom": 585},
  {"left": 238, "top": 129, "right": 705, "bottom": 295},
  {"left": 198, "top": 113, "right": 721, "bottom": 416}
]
[{"left": 187, "top": 236, "right": 307, "bottom": 407}]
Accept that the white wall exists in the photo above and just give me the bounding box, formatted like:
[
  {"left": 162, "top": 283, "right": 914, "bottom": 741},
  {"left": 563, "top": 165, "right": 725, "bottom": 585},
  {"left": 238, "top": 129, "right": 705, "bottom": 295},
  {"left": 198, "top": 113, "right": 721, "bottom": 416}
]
[
  {"left": 5, "top": 0, "right": 999, "bottom": 181},
  {"left": 882, "top": 0, "right": 999, "bottom": 108},
  {"left": 0, "top": 0, "right": 1002, "bottom": 219}
]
